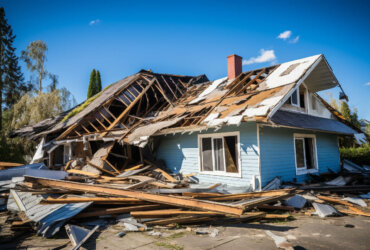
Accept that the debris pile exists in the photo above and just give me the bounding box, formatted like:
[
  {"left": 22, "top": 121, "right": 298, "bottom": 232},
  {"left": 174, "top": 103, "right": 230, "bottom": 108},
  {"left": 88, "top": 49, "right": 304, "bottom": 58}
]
[{"left": 0, "top": 160, "right": 370, "bottom": 249}]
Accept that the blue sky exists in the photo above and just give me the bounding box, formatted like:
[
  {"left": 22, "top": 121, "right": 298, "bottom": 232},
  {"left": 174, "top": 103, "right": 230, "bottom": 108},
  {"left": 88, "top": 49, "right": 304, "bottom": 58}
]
[{"left": 2, "top": 0, "right": 370, "bottom": 119}]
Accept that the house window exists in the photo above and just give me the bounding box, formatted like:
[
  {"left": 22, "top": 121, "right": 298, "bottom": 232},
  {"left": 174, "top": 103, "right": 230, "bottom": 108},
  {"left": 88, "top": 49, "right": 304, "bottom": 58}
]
[
  {"left": 286, "top": 86, "right": 307, "bottom": 109},
  {"left": 199, "top": 132, "right": 240, "bottom": 175},
  {"left": 294, "top": 134, "right": 318, "bottom": 175},
  {"left": 291, "top": 89, "right": 298, "bottom": 106},
  {"left": 63, "top": 144, "right": 71, "bottom": 164}
]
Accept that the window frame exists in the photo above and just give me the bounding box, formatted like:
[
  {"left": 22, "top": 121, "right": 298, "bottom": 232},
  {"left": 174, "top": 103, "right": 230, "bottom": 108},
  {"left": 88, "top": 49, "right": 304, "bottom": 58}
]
[
  {"left": 198, "top": 131, "right": 242, "bottom": 177},
  {"left": 293, "top": 133, "right": 319, "bottom": 175},
  {"left": 290, "top": 89, "right": 300, "bottom": 107}
]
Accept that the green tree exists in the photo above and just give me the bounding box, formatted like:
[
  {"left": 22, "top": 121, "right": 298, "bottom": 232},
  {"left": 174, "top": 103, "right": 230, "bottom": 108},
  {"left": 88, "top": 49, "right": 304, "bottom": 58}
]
[
  {"left": 366, "top": 124, "right": 370, "bottom": 136},
  {"left": 340, "top": 101, "right": 351, "bottom": 121},
  {"left": 87, "top": 69, "right": 97, "bottom": 98},
  {"left": 21, "top": 40, "right": 48, "bottom": 93},
  {"left": 340, "top": 101, "right": 361, "bottom": 129},
  {"left": 0, "top": 7, "right": 32, "bottom": 131},
  {"left": 96, "top": 70, "right": 102, "bottom": 92}
]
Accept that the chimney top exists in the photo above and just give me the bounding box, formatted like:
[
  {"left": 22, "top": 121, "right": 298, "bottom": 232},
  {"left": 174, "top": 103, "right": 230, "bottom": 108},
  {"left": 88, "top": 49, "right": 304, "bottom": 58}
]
[{"left": 227, "top": 54, "right": 242, "bottom": 80}]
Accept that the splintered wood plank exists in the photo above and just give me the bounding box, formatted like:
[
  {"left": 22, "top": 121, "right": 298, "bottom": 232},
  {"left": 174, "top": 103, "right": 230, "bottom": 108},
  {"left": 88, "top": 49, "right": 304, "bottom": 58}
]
[
  {"left": 41, "top": 197, "right": 143, "bottom": 204},
  {"left": 103, "top": 106, "right": 117, "bottom": 119},
  {"left": 182, "top": 192, "right": 225, "bottom": 198},
  {"left": 64, "top": 160, "right": 74, "bottom": 171},
  {"left": 145, "top": 215, "right": 213, "bottom": 226},
  {"left": 89, "top": 121, "right": 100, "bottom": 132},
  {"left": 67, "top": 169, "right": 100, "bottom": 178},
  {"left": 339, "top": 207, "right": 370, "bottom": 217},
  {"left": 57, "top": 124, "right": 78, "bottom": 140},
  {"left": 228, "top": 71, "right": 254, "bottom": 93},
  {"left": 81, "top": 124, "right": 90, "bottom": 133},
  {"left": 347, "top": 206, "right": 370, "bottom": 217},
  {"left": 25, "top": 177, "right": 246, "bottom": 215},
  {"left": 75, "top": 204, "right": 166, "bottom": 218},
  {"left": 131, "top": 209, "right": 221, "bottom": 218},
  {"left": 153, "top": 83, "right": 174, "bottom": 106},
  {"left": 123, "top": 164, "right": 143, "bottom": 172},
  {"left": 99, "top": 111, "right": 112, "bottom": 124},
  {"left": 87, "top": 160, "right": 117, "bottom": 176},
  {"left": 96, "top": 118, "right": 107, "bottom": 129},
  {"left": 208, "top": 189, "right": 293, "bottom": 201},
  {"left": 169, "top": 76, "right": 184, "bottom": 95},
  {"left": 0, "top": 162, "right": 23, "bottom": 169},
  {"left": 74, "top": 130, "right": 82, "bottom": 137},
  {"left": 103, "top": 159, "right": 120, "bottom": 174},
  {"left": 236, "top": 194, "right": 294, "bottom": 211},
  {"left": 161, "top": 75, "right": 178, "bottom": 99},
  {"left": 263, "top": 214, "right": 291, "bottom": 219},
  {"left": 235, "top": 69, "right": 266, "bottom": 95},
  {"left": 153, "top": 168, "right": 177, "bottom": 183},
  {"left": 316, "top": 196, "right": 353, "bottom": 207},
  {"left": 116, "top": 96, "right": 128, "bottom": 106},
  {"left": 100, "top": 77, "right": 157, "bottom": 137}
]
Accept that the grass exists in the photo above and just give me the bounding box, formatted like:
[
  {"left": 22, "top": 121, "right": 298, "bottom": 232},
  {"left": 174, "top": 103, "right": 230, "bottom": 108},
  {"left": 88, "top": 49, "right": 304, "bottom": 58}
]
[
  {"left": 60, "top": 81, "right": 118, "bottom": 123},
  {"left": 60, "top": 92, "right": 101, "bottom": 122},
  {"left": 155, "top": 241, "right": 184, "bottom": 250},
  {"left": 167, "top": 232, "right": 185, "bottom": 239},
  {"left": 263, "top": 215, "right": 295, "bottom": 224}
]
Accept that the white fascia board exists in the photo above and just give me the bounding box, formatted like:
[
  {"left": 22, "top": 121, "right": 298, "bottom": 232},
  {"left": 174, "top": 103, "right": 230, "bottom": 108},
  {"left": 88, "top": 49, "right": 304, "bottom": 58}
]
[{"left": 267, "top": 55, "right": 323, "bottom": 119}]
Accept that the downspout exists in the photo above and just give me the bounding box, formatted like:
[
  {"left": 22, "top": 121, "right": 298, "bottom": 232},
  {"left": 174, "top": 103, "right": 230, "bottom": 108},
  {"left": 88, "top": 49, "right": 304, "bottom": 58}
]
[{"left": 257, "top": 123, "right": 262, "bottom": 191}]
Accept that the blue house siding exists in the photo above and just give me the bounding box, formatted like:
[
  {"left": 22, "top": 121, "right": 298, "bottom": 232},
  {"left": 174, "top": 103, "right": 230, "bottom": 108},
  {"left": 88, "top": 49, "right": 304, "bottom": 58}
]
[
  {"left": 155, "top": 123, "right": 260, "bottom": 188},
  {"left": 259, "top": 126, "right": 340, "bottom": 186}
]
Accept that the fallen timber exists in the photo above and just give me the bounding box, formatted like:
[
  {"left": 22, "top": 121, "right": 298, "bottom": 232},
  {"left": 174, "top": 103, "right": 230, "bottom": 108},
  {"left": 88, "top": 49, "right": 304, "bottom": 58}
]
[{"left": 24, "top": 176, "right": 249, "bottom": 215}]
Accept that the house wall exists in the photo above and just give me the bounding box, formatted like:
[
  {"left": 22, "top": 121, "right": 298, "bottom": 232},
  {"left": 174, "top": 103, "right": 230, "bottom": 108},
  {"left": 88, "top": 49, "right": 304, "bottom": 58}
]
[
  {"left": 259, "top": 125, "right": 340, "bottom": 186},
  {"left": 155, "top": 123, "right": 260, "bottom": 188}
]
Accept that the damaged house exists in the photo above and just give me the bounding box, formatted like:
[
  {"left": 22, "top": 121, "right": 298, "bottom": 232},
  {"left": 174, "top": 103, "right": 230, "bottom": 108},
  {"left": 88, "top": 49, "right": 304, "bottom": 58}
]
[{"left": 11, "top": 54, "right": 366, "bottom": 190}]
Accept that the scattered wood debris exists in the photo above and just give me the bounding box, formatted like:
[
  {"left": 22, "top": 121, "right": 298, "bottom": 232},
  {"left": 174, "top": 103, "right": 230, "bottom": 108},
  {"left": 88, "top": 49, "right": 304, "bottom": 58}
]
[{"left": 0, "top": 160, "right": 370, "bottom": 249}]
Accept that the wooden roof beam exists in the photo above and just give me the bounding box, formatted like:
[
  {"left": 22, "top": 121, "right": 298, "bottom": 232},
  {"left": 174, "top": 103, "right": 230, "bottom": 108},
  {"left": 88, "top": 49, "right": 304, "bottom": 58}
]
[{"left": 100, "top": 78, "right": 157, "bottom": 137}]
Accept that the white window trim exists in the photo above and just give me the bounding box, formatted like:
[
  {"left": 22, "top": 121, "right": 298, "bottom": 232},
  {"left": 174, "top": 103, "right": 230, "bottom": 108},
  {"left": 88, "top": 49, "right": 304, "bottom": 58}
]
[
  {"left": 63, "top": 143, "right": 72, "bottom": 164},
  {"left": 293, "top": 133, "right": 319, "bottom": 175},
  {"left": 198, "top": 131, "right": 242, "bottom": 177},
  {"left": 290, "top": 89, "right": 300, "bottom": 107}
]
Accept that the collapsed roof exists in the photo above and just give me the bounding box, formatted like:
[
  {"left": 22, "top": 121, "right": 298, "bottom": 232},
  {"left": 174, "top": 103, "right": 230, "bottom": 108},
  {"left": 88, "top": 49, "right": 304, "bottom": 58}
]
[{"left": 11, "top": 54, "right": 358, "bottom": 145}]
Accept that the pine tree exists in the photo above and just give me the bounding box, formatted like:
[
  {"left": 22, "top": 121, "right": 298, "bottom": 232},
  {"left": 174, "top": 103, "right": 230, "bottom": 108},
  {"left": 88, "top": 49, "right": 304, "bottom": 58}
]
[
  {"left": 340, "top": 101, "right": 351, "bottom": 122},
  {"left": 0, "top": 7, "right": 32, "bottom": 131},
  {"left": 96, "top": 70, "right": 102, "bottom": 92},
  {"left": 87, "top": 69, "right": 97, "bottom": 99}
]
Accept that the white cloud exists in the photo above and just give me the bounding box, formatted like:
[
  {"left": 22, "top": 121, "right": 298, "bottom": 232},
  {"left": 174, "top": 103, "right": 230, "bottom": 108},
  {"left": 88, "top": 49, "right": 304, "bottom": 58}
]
[
  {"left": 365, "top": 82, "right": 370, "bottom": 86},
  {"left": 277, "top": 30, "right": 292, "bottom": 40},
  {"left": 289, "top": 35, "right": 300, "bottom": 44},
  {"left": 243, "top": 49, "right": 277, "bottom": 65},
  {"left": 89, "top": 19, "right": 101, "bottom": 26}
]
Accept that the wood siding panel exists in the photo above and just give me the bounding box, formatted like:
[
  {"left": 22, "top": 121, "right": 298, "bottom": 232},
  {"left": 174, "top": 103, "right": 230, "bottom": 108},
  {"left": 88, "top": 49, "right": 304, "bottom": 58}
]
[
  {"left": 155, "top": 123, "right": 259, "bottom": 188},
  {"left": 259, "top": 126, "right": 340, "bottom": 186}
]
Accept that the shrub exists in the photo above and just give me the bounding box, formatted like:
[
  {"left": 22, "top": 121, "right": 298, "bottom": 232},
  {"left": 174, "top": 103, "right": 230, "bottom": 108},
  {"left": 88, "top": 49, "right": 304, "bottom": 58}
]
[{"left": 340, "top": 144, "right": 370, "bottom": 166}]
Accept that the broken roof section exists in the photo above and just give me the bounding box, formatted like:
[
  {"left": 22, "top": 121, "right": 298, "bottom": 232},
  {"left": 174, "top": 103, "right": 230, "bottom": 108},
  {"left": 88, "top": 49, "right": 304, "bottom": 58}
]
[{"left": 12, "top": 54, "right": 356, "bottom": 145}]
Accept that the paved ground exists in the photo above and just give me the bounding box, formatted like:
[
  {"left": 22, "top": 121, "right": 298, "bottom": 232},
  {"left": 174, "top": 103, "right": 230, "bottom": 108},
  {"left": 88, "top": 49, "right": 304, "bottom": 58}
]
[{"left": 2, "top": 215, "right": 370, "bottom": 250}]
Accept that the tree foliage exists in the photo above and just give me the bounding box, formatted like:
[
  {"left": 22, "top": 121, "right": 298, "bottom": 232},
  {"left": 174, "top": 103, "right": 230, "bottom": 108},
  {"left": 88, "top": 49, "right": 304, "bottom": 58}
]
[
  {"left": 21, "top": 40, "right": 48, "bottom": 93},
  {"left": 11, "top": 90, "right": 73, "bottom": 129},
  {"left": 87, "top": 69, "right": 102, "bottom": 99},
  {"left": 96, "top": 70, "right": 102, "bottom": 92},
  {"left": 0, "top": 35, "right": 76, "bottom": 162},
  {"left": 0, "top": 7, "right": 32, "bottom": 131},
  {"left": 340, "top": 101, "right": 361, "bottom": 129},
  {"left": 340, "top": 144, "right": 370, "bottom": 166},
  {"left": 366, "top": 124, "right": 370, "bottom": 136},
  {"left": 87, "top": 69, "right": 97, "bottom": 98}
]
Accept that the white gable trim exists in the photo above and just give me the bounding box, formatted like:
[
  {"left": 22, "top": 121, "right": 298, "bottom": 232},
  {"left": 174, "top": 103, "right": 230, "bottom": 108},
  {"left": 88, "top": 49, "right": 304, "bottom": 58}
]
[{"left": 267, "top": 55, "right": 323, "bottom": 119}]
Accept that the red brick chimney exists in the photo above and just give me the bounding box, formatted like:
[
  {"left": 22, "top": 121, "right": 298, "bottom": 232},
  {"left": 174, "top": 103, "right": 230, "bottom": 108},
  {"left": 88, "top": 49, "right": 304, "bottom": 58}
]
[{"left": 227, "top": 54, "right": 242, "bottom": 80}]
